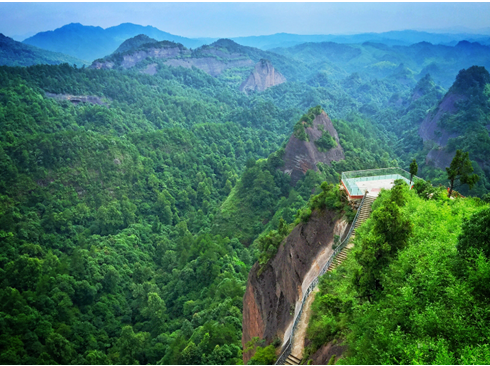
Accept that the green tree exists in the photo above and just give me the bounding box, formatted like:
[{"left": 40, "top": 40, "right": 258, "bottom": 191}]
[
  {"left": 457, "top": 207, "right": 490, "bottom": 258},
  {"left": 248, "top": 345, "right": 276, "bottom": 365},
  {"left": 409, "top": 158, "right": 418, "bottom": 187},
  {"left": 354, "top": 188, "right": 412, "bottom": 301},
  {"left": 446, "top": 150, "right": 479, "bottom": 198}
]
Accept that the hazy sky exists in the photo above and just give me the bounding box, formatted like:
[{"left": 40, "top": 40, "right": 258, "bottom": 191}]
[{"left": 2, "top": 2, "right": 490, "bottom": 40}]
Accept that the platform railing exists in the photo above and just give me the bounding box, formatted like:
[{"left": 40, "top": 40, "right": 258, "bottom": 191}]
[
  {"left": 274, "top": 192, "right": 367, "bottom": 365},
  {"left": 341, "top": 167, "right": 424, "bottom": 197}
]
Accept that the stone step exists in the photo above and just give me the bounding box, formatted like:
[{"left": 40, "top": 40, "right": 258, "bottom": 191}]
[{"left": 285, "top": 354, "right": 301, "bottom": 365}]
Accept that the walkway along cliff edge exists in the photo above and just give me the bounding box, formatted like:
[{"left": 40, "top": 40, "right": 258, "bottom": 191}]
[{"left": 275, "top": 192, "right": 371, "bottom": 365}]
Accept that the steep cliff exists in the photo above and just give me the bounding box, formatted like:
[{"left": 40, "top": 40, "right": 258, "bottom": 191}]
[
  {"left": 90, "top": 38, "right": 255, "bottom": 77},
  {"left": 240, "top": 59, "right": 286, "bottom": 93},
  {"left": 90, "top": 40, "right": 190, "bottom": 70},
  {"left": 242, "top": 209, "right": 349, "bottom": 363},
  {"left": 419, "top": 66, "right": 490, "bottom": 170},
  {"left": 281, "top": 110, "right": 345, "bottom": 186}
]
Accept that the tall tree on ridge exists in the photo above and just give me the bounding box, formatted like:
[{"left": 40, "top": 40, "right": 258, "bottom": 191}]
[
  {"left": 446, "top": 150, "right": 479, "bottom": 198},
  {"left": 409, "top": 158, "right": 418, "bottom": 188}
]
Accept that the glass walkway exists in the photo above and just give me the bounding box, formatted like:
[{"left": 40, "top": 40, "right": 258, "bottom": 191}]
[{"left": 341, "top": 167, "right": 424, "bottom": 199}]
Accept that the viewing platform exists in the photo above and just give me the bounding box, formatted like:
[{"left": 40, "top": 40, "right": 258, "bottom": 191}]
[{"left": 341, "top": 167, "right": 424, "bottom": 199}]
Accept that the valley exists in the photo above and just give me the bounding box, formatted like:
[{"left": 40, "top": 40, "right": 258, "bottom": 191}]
[{"left": 1, "top": 13, "right": 490, "bottom": 365}]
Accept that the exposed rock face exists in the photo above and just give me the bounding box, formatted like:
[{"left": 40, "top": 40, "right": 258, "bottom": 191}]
[
  {"left": 91, "top": 61, "right": 115, "bottom": 70},
  {"left": 281, "top": 111, "right": 345, "bottom": 186},
  {"left": 140, "top": 63, "right": 158, "bottom": 75},
  {"left": 419, "top": 92, "right": 467, "bottom": 169},
  {"left": 240, "top": 59, "right": 286, "bottom": 93},
  {"left": 44, "top": 92, "right": 108, "bottom": 106},
  {"left": 90, "top": 39, "right": 256, "bottom": 78},
  {"left": 242, "top": 209, "right": 349, "bottom": 363},
  {"left": 419, "top": 92, "right": 467, "bottom": 146},
  {"left": 307, "top": 340, "right": 347, "bottom": 365},
  {"left": 91, "top": 46, "right": 190, "bottom": 70},
  {"left": 164, "top": 57, "right": 254, "bottom": 77}
]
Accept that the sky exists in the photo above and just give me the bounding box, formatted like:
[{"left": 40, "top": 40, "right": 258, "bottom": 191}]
[{"left": 1, "top": 2, "right": 490, "bottom": 41}]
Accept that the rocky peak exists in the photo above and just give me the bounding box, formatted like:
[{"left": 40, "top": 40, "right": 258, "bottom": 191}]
[
  {"left": 280, "top": 108, "right": 345, "bottom": 186},
  {"left": 239, "top": 59, "right": 286, "bottom": 94},
  {"left": 113, "top": 34, "right": 158, "bottom": 55},
  {"left": 451, "top": 65, "right": 490, "bottom": 93},
  {"left": 419, "top": 66, "right": 490, "bottom": 170}
]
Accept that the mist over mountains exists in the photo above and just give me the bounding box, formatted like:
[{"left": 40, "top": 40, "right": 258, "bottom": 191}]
[{"left": 17, "top": 22, "right": 490, "bottom": 62}]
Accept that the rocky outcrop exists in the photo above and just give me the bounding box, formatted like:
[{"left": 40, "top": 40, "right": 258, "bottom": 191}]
[
  {"left": 242, "top": 209, "right": 349, "bottom": 363},
  {"left": 240, "top": 59, "right": 286, "bottom": 93},
  {"left": 91, "top": 45, "right": 190, "bottom": 70},
  {"left": 90, "top": 38, "right": 256, "bottom": 78},
  {"left": 164, "top": 57, "right": 254, "bottom": 77},
  {"left": 140, "top": 63, "right": 158, "bottom": 75},
  {"left": 419, "top": 92, "right": 467, "bottom": 146},
  {"left": 44, "top": 92, "right": 108, "bottom": 106},
  {"left": 281, "top": 111, "right": 345, "bottom": 186},
  {"left": 418, "top": 92, "right": 467, "bottom": 169},
  {"left": 113, "top": 34, "right": 158, "bottom": 55},
  {"left": 307, "top": 340, "right": 347, "bottom": 365}
]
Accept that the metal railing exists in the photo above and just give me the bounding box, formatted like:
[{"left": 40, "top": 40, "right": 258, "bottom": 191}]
[
  {"left": 341, "top": 167, "right": 424, "bottom": 197},
  {"left": 274, "top": 192, "right": 368, "bottom": 365}
]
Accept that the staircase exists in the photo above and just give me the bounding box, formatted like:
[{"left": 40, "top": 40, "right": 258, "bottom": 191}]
[
  {"left": 355, "top": 194, "right": 376, "bottom": 229},
  {"left": 284, "top": 354, "right": 301, "bottom": 365},
  {"left": 327, "top": 194, "right": 375, "bottom": 272},
  {"left": 276, "top": 193, "right": 376, "bottom": 365}
]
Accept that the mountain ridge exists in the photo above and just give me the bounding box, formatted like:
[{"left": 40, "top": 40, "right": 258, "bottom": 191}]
[
  {"left": 0, "top": 33, "right": 88, "bottom": 67},
  {"left": 23, "top": 22, "right": 206, "bottom": 62}
]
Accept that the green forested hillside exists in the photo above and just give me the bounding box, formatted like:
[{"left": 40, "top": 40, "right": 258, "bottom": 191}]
[
  {"left": 2, "top": 27, "right": 490, "bottom": 364},
  {"left": 271, "top": 40, "right": 490, "bottom": 88},
  {"left": 0, "top": 59, "right": 402, "bottom": 364},
  {"left": 0, "top": 34, "right": 88, "bottom": 67},
  {"left": 305, "top": 182, "right": 490, "bottom": 365},
  {"left": 0, "top": 64, "right": 289, "bottom": 364}
]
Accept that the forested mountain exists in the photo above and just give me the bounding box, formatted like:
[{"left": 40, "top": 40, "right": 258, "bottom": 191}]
[
  {"left": 112, "top": 34, "right": 159, "bottom": 55},
  {"left": 0, "top": 53, "right": 402, "bottom": 363},
  {"left": 232, "top": 29, "right": 490, "bottom": 50},
  {"left": 23, "top": 23, "right": 206, "bottom": 62},
  {"left": 272, "top": 40, "right": 490, "bottom": 88},
  {"left": 91, "top": 38, "right": 311, "bottom": 84},
  {"left": 2, "top": 25, "right": 490, "bottom": 365},
  {"left": 303, "top": 182, "right": 490, "bottom": 364},
  {"left": 0, "top": 33, "right": 87, "bottom": 67}
]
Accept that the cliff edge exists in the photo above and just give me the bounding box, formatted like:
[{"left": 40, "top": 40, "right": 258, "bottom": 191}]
[
  {"left": 240, "top": 59, "right": 286, "bottom": 94},
  {"left": 242, "top": 209, "right": 348, "bottom": 363},
  {"left": 281, "top": 110, "right": 345, "bottom": 186}
]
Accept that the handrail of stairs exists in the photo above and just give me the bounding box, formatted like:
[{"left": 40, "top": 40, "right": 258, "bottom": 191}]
[{"left": 274, "top": 192, "right": 368, "bottom": 365}]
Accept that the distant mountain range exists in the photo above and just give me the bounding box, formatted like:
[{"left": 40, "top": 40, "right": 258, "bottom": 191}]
[
  {"left": 0, "top": 33, "right": 87, "bottom": 67},
  {"left": 19, "top": 23, "right": 490, "bottom": 62},
  {"left": 271, "top": 40, "right": 490, "bottom": 88},
  {"left": 232, "top": 30, "right": 490, "bottom": 50},
  {"left": 22, "top": 23, "right": 207, "bottom": 62}
]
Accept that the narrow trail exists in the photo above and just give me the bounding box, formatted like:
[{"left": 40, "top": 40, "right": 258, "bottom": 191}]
[
  {"left": 277, "top": 193, "right": 376, "bottom": 365},
  {"left": 290, "top": 287, "right": 319, "bottom": 359}
]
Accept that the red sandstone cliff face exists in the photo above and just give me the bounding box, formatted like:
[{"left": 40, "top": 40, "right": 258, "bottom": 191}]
[
  {"left": 242, "top": 209, "right": 349, "bottom": 363},
  {"left": 418, "top": 92, "right": 467, "bottom": 169},
  {"left": 239, "top": 59, "right": 286, "bottom": 94},
  {"left": 280, "top": 111, "right": 345, "bottom": 186}
]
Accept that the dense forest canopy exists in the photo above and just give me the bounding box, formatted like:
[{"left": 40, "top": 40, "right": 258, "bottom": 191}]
[{"left": 1, "top": 27, "right": 490, "bottom": 365}]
